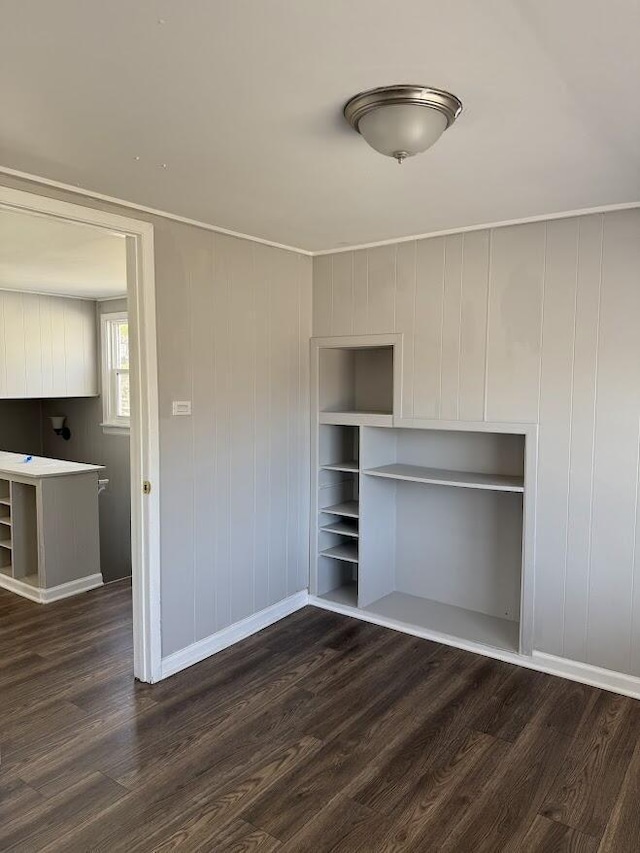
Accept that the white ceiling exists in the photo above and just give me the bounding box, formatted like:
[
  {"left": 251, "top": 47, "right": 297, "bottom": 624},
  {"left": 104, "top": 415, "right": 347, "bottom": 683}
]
[
  {"left": 0, "top": 208, "right": 127, "bottom": 298},
  {"left": 1, "top": 1, "right": 638, "bottom": 252}
]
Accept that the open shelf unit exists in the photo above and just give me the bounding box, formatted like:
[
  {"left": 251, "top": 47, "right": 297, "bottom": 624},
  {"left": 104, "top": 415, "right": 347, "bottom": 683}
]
[
  {"left": 316, "top": 424, "right": 360, "bottom": 601},
  {"left": 0, "top": 479, "right": 39, "bottom": 584},
  {"left": 311, "top": 336, "right": 531, "bottom": 657}
]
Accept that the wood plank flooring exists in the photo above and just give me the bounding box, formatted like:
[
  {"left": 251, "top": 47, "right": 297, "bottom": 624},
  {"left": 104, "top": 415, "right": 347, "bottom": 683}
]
[{"left": 1, "top": 581, "right": 640, "bottom": 851}]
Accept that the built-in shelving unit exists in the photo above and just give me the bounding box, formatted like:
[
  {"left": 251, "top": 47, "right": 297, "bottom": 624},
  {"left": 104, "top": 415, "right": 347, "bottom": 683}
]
[{"left": 311, "top": 335, "right": 531, "bottom": 659}]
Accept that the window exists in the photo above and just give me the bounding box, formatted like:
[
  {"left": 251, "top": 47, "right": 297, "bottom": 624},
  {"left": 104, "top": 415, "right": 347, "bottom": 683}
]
[{"left": 101, "top": 312, "right": 130, "bottom": 432}]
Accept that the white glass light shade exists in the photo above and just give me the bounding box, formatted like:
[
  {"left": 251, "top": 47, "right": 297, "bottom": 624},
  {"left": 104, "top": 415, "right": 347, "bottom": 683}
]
[{"left": 358, "top": 104, "right": 448, "bottom": 161}]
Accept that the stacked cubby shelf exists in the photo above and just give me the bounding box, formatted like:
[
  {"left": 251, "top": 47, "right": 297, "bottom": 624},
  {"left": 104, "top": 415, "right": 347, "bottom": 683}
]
[
  {"left": 317, "top": 425, "right": 360, "bottom": 607},
  {"left": 311, "top": 336, "right": 532, "bottom": 657},
  {"left": 0, "top": 480, "right": 12, "bottom": 577}
]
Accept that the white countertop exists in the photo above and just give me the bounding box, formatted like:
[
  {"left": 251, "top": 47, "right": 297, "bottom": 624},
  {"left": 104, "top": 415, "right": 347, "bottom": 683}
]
[{"left": 0, "top": 452, "right": 105, "bottom": 479}]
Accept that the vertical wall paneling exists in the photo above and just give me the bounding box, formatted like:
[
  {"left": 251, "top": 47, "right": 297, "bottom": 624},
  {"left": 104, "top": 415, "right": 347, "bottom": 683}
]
[
  {"left": 228, "top": 236, "right": 258, "bottom": 625},
  {"left": 440, "top": 234, "right": 464, "bottom": 419},
  {"left": 297, "top": 257, "right": 312, "bottom": 593},
  {"left": 156, "top": 223, "right": 198, "bottom": 654},
  {"left": 458, "top": 230, "right": 490, "bottom": 421},
  {"left": 366, "top": 244, "right": 396, "bottom": 334},
  {"left": 534, "top": 217, "right": 579, "bottom": 653},
  {"left": 563, "top": 215, "right": 603, "bottom": 662},
  {"left": 0, "top": 291, "right": 97, "bottom": 398},
  {"left": 312, "top": 255, "right": 332, "bottom": 336},
  {"left": 395, "top": 241, "right": 417, "bottom": 418},
  {"left": 413, "top": 237, "right": 446, "bottom": 418},
  {"left": 485, "top": 223, "right": 545, "bottom": 423},
  {"left": 268, "top": 245, "right": 289, "bottom": 607},
  {"left": 331, "top": 252, "right": 354, "bottom": 337},
  {"left": 211, "top": 233, "right": 232, "bottom": 634},
  {"left": 191, "top": 232, "right": 217, "bottom": 640},
  {"left": 253, "top": 243, "right": 272, "bottom": 614},
  {"left": 587, "top": 210, "right": 640, "bottom": 671},
  {"left": 312, "top": 210, "right": 640, "bottom": 678},
  {"left": 0, "top": 171, "right": 313, "bottom": 667},
  {"left": 4, "top": 292, "right": 26, "bottom": 397},
  {"left": 352, "top": 250, "right": 369, "bottom": 336}
]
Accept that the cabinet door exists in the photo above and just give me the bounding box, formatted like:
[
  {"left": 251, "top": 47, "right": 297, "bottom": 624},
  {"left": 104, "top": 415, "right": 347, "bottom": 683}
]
[{"left": 0, "top": 291, "right": 98, "bottom": 398}]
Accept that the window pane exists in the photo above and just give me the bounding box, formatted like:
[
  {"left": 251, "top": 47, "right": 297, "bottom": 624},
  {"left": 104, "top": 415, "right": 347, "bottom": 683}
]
[
  {"left": 116, "top": 370, "right": 130, "bottom": 418},
  {"left": 115, "top": 321, "right": 129, "bottom": 369}
]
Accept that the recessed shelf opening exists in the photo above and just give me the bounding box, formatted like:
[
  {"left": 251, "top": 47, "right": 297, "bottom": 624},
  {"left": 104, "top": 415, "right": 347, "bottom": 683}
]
[{"left": 319, "top": 345, "right": 393, "bottom": 416}]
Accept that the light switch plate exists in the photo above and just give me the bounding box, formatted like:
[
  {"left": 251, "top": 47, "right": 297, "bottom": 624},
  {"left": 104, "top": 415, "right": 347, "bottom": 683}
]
[{"left": 172, "top": 400, "right": 192, "bottom": 416}]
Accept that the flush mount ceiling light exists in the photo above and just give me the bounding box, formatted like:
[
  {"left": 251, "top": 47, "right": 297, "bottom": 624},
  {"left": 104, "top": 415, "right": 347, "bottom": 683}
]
[{"left": 344, "top": 85, "right": 462, "bottom": 164}]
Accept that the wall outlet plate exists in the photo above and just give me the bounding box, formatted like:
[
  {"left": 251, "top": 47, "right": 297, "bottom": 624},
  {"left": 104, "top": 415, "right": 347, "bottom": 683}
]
[{"left": 172, "top": 401, "right": 192, "bottom": 416}]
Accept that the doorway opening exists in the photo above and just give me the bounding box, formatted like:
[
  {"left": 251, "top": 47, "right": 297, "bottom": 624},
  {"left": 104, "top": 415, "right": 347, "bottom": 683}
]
[{"left": 0, "top": 187, "right": 160, "bottom": 682}]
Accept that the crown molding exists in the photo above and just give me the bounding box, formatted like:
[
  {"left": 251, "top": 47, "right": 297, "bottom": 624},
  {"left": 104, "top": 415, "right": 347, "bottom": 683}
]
[
  {"left": 2, "top": 165, "right": 637, "bottom": 258},
  {"left": 0, "top": 165, "right": 313, "bottom": 257},
  {"left": 312, "top": 202, "right": 640, "bottom": 255}
]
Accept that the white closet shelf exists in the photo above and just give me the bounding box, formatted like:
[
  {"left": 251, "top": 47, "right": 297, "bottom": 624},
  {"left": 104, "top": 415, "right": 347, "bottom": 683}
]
[
  {"left": 0, "top": 540, "right": 12, "bottom": 550},
  {"left": 0, "top": 517, "right": 11, "bottom": 526},
  {"left": 0, "top": 497, "right": 11, "bottom": 506},
  {"left": 363, "top": 592, "right": 519, "bottom": 652},
  {"left": 320, "top": 543, "right": 359, "bottom": 564},
  {"left": 320, "top": 412, "right": 393, "bottom": 427},
  {"left": 363, "top": 463, "right": 524, "bottom": 493},
  {"left": 318, "top": 581, "right": 358, "bottom": 608},
  {"left": 320, "top": 520, "right": 359, "bottom": 539},
  {"left": 321, "top": 461, "right": 359, "bottom": 473},
  {"left": 320, "top": 500, "right": 359, "bottom": 518}
]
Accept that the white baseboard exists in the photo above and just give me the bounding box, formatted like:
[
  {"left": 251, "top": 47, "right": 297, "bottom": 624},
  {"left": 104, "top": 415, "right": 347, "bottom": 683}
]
[
  {"left": 0, "top": 572, "right": 104, "bottom": 604},
  {"left": 530, "top": 652, "right": 640, "bottom": 701},
  {"left": 309, "top": 595, "right": 640, "bottom": 701},
  {"left": 160, "top": 590, "right": 310, "bottom": 679}
]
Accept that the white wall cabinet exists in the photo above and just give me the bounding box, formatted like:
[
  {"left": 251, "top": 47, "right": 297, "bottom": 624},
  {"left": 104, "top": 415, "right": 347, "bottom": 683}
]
[{"left": 0, "top": 290, "right": 98, "bottom": 398}]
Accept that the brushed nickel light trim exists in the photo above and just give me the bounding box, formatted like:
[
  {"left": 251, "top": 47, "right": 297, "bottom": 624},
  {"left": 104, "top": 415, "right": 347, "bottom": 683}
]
[{"left": 344, "top": 85, "right": 462, "bottom": 163}]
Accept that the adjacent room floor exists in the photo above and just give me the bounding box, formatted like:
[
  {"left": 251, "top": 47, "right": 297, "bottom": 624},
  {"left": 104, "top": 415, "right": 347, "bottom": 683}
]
[{"left": 1, "top": 583, "right": 639, "bottom": 851}]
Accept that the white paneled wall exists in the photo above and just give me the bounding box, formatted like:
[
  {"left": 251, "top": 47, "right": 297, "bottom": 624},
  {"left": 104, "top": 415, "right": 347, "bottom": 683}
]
[
  {"left": 313, "top": 209, "right": 640, "bottom": 677},
  {"left": 156, "top": 225, "right": 312, "bottom": 656},
  {"left": 0, "top": 172, "right": 313, "bottom": 667},
  {"left": 0, "top": 290, "right": 97, "bottom": 397}
]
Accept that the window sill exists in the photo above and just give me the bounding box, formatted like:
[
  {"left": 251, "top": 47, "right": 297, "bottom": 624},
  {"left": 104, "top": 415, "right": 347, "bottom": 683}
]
[{"left": 100, "top": 423, "right": 130, "bottom": 436}]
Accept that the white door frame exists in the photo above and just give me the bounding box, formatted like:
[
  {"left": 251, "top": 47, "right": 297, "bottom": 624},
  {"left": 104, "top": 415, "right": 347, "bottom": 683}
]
[{"left": 0, "top": 185, "right": 162, "bottom": 683}]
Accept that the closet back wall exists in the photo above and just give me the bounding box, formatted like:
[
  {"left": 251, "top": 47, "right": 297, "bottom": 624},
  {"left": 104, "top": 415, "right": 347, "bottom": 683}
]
[{"left": 314, "top": 209, "right": 640, "bottom": 678}]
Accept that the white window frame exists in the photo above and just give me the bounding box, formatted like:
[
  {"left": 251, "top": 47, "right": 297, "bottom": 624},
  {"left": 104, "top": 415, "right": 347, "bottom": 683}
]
[{"left": 101, "top": 310, "right": 130, "bottom": 434}]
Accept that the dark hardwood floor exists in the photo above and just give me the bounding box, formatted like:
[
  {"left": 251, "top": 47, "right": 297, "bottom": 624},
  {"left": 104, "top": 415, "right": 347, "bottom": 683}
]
[{"left": 1, "top": 582, "right": 640, "bottom": 851}]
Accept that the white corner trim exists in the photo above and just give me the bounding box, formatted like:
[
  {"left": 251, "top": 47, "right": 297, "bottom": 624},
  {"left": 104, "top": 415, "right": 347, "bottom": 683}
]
[
  {"left": 0, "top": 165, "right": 312, "bottom": 257},
  {"left": 530, "top": 652, "right": 640, "bottom": 701},
  {"left": 160, "top": 590, "right": 310, "bottom": 679},
  {"left": 0, "top": 572, "right": 103, "bottom": 604},
  {"left": 309, "top": 597, "right": 640, "bottom": 701}
]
